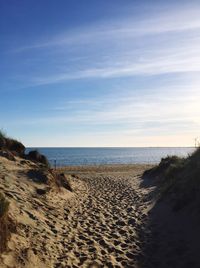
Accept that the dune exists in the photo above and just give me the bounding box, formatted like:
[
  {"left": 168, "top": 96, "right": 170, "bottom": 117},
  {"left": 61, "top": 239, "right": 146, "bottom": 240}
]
[
  {"left": 140, "top": 148, "right": 200, "bottom": 268},
  {"left": 0, "top": 155, "right": 79, "bottom": 268},
  {"left": 0, "top": 151, "right": 153, "bottom": 267},
  {"left": 1, "top": 133, "right": 199, "bottom": 268}
]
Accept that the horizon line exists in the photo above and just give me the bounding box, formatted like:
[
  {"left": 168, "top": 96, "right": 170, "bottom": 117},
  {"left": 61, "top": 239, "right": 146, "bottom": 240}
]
[{"left": 26, "top": 146, "right": 195, "bottom": 148}]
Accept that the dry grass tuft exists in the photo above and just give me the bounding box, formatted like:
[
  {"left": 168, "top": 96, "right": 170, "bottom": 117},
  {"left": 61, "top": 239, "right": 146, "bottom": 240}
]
[
  {"left": 143, "top": 147, "right": 200, "bottom": 210},
  {"left": 0, "top": 193, "right": 10, "bottom": 253}
]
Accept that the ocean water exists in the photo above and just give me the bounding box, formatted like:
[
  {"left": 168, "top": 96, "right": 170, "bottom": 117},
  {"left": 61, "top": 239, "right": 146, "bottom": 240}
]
[{"left": 25, "top": 147, "right": 195, "bottom": 167}]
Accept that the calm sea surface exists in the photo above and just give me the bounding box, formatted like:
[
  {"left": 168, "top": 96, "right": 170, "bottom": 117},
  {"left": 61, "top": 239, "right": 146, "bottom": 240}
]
[{"left": 25, "top": 147, "right": 195, "bottom": 167}]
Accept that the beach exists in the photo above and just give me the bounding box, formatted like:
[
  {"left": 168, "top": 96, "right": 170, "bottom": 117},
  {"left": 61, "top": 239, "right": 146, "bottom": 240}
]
[
  {"left": 1, "top": 0, "right": 199, "bottom": 266},
  {"left": 0, "top": 156, "right": 154, "bottom": 267},
  {"left": 1, "top": 153, "right": 200, "bottom": 268}
]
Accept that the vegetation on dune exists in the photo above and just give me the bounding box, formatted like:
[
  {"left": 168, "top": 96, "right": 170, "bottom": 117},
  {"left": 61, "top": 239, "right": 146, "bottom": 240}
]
[
  {"left": 0, "top": 130, "right": 25, "bottom": 156},
  {"left": 0, "top": 192, "right": 9, "bottom": 218},
  {"left": 5, "top": 138, "right": 25, "bottom": 156},
  {"left": 0, "top": 130, "right": 6, "bottom": 148},
  {"left": 0, "top": 130, "right": 72, "bottom": 193},
  {"left": 0, "top": 193, "right": 10, "bottom": 252},
  {"left": 143, "top": 155, "right": 185, "bottom": 181},
  {"left": 0, "top": 131, "right": 72, "bottom": 255},
  {"left": 144, "top": 147, "right": 200, "bottom": 210},
  {"left": 26, "top": 150, "right": 49, "bottom": 167},
  {"left": 0, "top": 130, "right": 49, "bottom": 167}
]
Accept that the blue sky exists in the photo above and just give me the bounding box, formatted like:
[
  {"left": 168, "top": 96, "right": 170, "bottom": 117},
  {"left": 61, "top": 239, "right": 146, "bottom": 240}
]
[{"left": 0, "top": 0, "right": 200, "bottom": 147}]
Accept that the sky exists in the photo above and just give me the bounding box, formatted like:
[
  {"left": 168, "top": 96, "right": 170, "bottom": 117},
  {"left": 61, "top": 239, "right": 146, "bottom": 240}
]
[{"left": 0, "top": 0, "right": 200, "bottom": 147}]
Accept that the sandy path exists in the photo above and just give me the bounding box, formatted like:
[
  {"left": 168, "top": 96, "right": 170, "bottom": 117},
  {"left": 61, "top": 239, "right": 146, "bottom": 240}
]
[
  {"left": 56, "top": 166, "right": 153, "bottom": 268},
  {"left": 0, "top": 159, "right": 153, "bottom": 268}
]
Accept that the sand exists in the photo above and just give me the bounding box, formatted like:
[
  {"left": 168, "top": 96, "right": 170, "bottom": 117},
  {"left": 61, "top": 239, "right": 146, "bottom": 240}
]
[
  {"left": 2, "top": 157, "right": 199, "bottom": 268},
  {"left": 0, "top": 157, "right": 155, "bottom": 267},
  {"left": 56, "top": 164, "right": 154, "bottom": 267}
]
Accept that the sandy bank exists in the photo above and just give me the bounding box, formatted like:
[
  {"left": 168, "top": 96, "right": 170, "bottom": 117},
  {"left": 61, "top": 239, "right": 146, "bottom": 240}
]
[
  {"left": 0, "top": 157, "right": 154, "bottom": 267},
  {"left": 2, "top": 155, "right": 199, "bottom": 268}
]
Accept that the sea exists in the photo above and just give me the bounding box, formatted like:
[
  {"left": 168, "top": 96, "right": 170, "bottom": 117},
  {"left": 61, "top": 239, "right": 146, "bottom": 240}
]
[{"left": 25, "top": 147, "right": 195, "bottom": 167}]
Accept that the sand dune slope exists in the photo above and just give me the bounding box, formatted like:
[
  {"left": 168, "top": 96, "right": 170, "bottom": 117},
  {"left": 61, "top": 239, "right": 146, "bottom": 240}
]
[{"left": 0, "top": 158, "right": 153, "bottom": 268}]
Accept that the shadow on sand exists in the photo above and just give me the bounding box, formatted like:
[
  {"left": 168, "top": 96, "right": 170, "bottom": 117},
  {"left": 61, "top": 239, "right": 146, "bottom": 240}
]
[{"left": 137, "top": 172, "right": 200, "bottom": 268}]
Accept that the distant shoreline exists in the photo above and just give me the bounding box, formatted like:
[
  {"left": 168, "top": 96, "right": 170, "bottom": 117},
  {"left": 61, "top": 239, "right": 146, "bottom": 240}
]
[{"left": 26, "top": 147, "right": 195, "bottom": 167}]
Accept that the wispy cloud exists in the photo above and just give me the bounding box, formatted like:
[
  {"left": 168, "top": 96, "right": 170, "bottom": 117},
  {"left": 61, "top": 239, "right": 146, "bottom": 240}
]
[
  {"left": 29, "top": 52, "right": 200, "bottom": 86},
  {"left": 15, "top": 6, "right": 200, "bottom": 52},
  {"left": 10, "top": 83, "right": 200, "bottom": 136},
  {"left": 10, "top": 5, "right": 200, "bottom": 87}
]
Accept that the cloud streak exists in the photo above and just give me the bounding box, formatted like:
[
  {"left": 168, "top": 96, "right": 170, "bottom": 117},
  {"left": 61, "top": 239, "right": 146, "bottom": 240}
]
[
  {"left": 11, "top": 6, "right": 200, "bottom": 87},
  {"left": 9, "top": 84, "right": 200, "bottom": 137},
  {"left": 15, "top": 6, "right": 200, "bottom": 51},
  {"left": 29, "top": 52, "right": 200, "bottom": 86}
]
